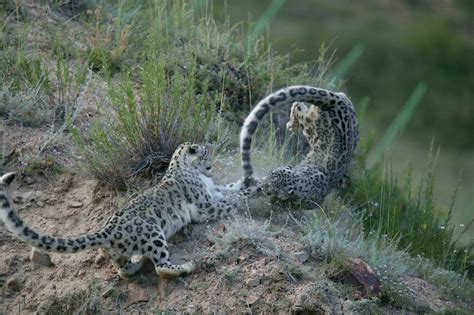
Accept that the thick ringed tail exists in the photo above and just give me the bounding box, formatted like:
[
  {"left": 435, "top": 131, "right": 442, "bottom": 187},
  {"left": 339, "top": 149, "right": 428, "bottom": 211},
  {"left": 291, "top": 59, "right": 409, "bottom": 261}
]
[
  {"left": 239, "top": 85, "right": 350, "bottom": 183},
  {"left": 0, "top": 172, "right": 109, "bottom": 253}
]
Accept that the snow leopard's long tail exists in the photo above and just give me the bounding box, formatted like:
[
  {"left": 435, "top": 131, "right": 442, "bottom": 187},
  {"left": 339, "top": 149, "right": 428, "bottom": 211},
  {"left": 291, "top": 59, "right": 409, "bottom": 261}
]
[
  {"left": 0, "top": 172, "right": 109, "bottom": 253},
  {"left": 239, "top": 85, "right": 354, "bottom": 186}
]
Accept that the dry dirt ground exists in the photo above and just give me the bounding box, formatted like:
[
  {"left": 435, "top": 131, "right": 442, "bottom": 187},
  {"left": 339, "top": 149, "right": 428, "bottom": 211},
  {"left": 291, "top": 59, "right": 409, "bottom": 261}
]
[
  {"left": 0, "top": 123, "right": 460, "bottom": 314},
  {"left": 0, "top": 157, "right": 358, "bottom": 313}
]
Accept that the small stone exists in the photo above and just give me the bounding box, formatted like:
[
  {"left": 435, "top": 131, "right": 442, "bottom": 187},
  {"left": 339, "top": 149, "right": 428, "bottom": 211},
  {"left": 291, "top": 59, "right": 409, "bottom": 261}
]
[
  {"left": 345, "top": 257, "right": 381, "bottom": 297},
  {"left": 45, "top": 197, "right": 58, "bottom": 205},
  {"left": 245, "top": 295, "right": 259, "bottom": 305},
  {"left": 25, "top": 177, "right": 34, "bottom": 185},
  {"left": 295, "top": 251, "right": 310, "bottom": 263},
  {"left": 6, "top": 276, "right": 21, "bottom": 291},
  {"left": 23, "top": 191, "right": 37, "bottom": 202},
  {"left": 127, "top": 285, "right": 150, "bottom": 306},
  {"left": 76, "top": 269, "right": 86, "bottom": 277},
  {"left": 68, "top": 201, "right": 83, "bottom": 208},
  {"left": 0, "top": 258, "right": 10, "bottom": 275},
  {"left": 13, "top": 195, "right": 23, "bottom": 204},
  {"left": 37, "top": 201, "right": 45, "bottom": 207},
  {"left": 213, "top": 223, "right": 226, "bottom": 236},
  {"left": 102, "top": 288, "right": 114, "bottom": 298},
  {"left": 29, "top": 248, "right": 53, "bottom": 267},
  {"left": 245, "top": 278, "right": 261, "bottom": 287},
  {"left": 95, "top": 254, "right": 107, "bottom": 266}
]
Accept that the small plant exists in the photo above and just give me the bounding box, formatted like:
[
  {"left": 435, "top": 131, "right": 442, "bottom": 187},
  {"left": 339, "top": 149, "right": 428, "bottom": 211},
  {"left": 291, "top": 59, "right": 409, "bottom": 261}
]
[
  {"left": 19, "top": 153, "right": 63, "bottom": 177},
  {"left": 0, "top": 88, "right": 51, "bottom": 127},
  {"left": 71, "top": 56, "right": 216, "bottom": 189},
  {"left": 211, "top": 216, "right": 279, "bottom": 258},
  {"left": 85, "top": 5, "right": 132, "bottom": 73}
]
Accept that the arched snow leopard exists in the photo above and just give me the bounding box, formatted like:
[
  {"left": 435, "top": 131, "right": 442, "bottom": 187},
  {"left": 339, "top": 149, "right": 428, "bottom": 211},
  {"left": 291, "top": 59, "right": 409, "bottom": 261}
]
[
  {"left": 0, "top": 143, "right": 255, "bottom": 279},
  {"left": 240, "top": 85, "right": 359, "bottom": 203}
]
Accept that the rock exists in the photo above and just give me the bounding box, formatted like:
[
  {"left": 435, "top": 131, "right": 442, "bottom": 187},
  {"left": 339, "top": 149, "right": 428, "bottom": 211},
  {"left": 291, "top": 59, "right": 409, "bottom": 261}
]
[
  {"left": 244, "top": 295, "right": 259, "bottom": 305},
  {"left": 344, "top": 257, "right": 381, "bottom": 298},
  {"left": 29, "top": 248, "right": 53, "bottom": 267},
  {"left": 54, "top": 175, "right": 74, "bottom": 193},
  {"left": 44, "top": 197, "right": 59, "bottom": 205},
  {"left": 127, "top": 284, "right": 150, "bottom": 306},
  {"left": 102, "top": 288, "right": 114, "bottom": 298},
  {"left": 13, "top": 195, "right": 23, "bottom": 204},
  {"left": 213, "top": 223, "right": 226, "bottom": 235},
  {"left": 95, "top": 253, "right": 107, "bottom": 266},
  {"left": 0, "top": 258, "right": 10, "bottom": 276},
  {"left": 37, "top": 201, "right": 45, "bottom": 207},
  {"left": 75, "top": 269, "right": 86, "bottom": 277},
  {"left": 294, "top": 250, "right": 310, "bottom": 263},
  {"left": 245, "top": 277, "right": 261, "bottom": 287},
  {"left": 68, "top": 201, "right": 83, "bottom": 208},
  {"left": 404, "top": 276, "right": 447, "bottom": 313},
  {"left": 23, "top": 191, "right": 37, "bottom": 202},
  {"left": 6, "top": 276, "right": 21, "bottom": 291}
]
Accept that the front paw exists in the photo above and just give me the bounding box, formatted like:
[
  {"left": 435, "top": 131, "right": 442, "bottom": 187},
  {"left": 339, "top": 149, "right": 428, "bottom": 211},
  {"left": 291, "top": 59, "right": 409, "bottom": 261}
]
[{"left": 242, "top": 176, "right": 262, "bottom": 188}]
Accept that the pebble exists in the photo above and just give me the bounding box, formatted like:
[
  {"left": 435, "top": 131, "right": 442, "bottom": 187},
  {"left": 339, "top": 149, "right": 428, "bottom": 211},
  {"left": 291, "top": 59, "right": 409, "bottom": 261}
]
[
  {"left": 13, "top": 195, "right": 23, "bottom": 204},
  {"left": 29, "top": 248, "right": 53, "bottom": 267},
  {"left": 95, "top": 254, "right": 107, "bottom": 266},
  {"left": 76, "top": 269, "right": 86, "bottom": 277},
  {"left": 245, "top": 278, "right": 261, "bottom": 287},
  {"left": 245, "top": 295, "right": 259, "bottom": 305},
  {"left": 294, "top": 250, "right": 310, "bottom": 263},
  {"left": 6, "top": 276, "right": 21, "bottom": 291},
  {"left": 68, "top": 201, "right": 83, "bottom": 208}
]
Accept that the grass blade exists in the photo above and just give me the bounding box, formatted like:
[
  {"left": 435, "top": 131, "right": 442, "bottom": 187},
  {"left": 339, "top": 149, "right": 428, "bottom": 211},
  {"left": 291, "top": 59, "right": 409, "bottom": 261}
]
[
  {"left": 330, "top": 44, "right": 364, "bottom": 87},
  {"left": 367, "top": 82, "right": 428, "bottom": 168},
  {"left": 249, "top": 0, "right": 286, "bottom": 40}
]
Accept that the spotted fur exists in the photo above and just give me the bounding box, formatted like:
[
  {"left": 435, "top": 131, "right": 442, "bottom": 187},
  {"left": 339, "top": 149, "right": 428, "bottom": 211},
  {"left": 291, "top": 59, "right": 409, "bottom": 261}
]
[
  {"left": 240, "top": 86, "right": 359, "bottom": 202},
  {"left": 0, "top": 143, "right": 255, "bottom": 279}
]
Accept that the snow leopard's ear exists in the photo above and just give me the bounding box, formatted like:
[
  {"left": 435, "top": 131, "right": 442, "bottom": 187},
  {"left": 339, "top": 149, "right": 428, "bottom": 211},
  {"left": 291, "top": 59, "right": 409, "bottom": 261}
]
[
  {"left": 187, "top": 144, "right": 200, "bottom": 155},
  {"left": 1, "top": 172, "right": 16, "bottom": 186}
]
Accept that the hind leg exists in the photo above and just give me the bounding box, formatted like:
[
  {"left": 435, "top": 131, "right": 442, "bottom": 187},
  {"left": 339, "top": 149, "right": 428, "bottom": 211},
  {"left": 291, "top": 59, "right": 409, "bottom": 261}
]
[
  {"left": 262, "top": 165, "right": 329, "bottom": 203},
  {"left": 147, "top": 233, "right": 194, "bottom": 279},
  {"left": 105, "top": 249, "right": 145, "bottom": 279}
]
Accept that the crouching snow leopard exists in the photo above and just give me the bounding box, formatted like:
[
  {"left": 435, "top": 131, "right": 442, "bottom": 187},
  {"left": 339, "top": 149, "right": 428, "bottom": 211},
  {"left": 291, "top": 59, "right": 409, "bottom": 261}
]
[
  {"left": 240, "top": 85, "right": 359, "bottom": 203},
  {"left": 0, "top": 143, "right": 256, "bottom": 279}
]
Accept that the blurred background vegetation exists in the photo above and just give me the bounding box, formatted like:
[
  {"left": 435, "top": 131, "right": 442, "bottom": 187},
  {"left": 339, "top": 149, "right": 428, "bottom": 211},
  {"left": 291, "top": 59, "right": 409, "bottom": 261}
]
[{"left": 211, "top": 0, "right": 474, "bottom": 241}]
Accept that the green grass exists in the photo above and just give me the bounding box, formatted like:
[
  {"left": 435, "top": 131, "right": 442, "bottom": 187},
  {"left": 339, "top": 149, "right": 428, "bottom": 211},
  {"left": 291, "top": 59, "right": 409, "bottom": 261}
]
[{"left": 344, "top": 149, "right": 473, "bottom": 276}]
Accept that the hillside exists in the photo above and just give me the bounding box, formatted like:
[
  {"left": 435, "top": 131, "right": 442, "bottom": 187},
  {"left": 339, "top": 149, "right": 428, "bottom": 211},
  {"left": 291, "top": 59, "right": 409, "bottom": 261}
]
[{"left": 0, "top": 1, "right": 472, "bottom": 313}]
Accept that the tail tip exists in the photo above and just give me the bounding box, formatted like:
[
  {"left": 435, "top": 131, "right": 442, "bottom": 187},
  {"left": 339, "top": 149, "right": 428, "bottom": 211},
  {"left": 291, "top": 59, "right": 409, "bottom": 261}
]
[{"left": 1, "top": 172, "right": 16, "bottom": 186}]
